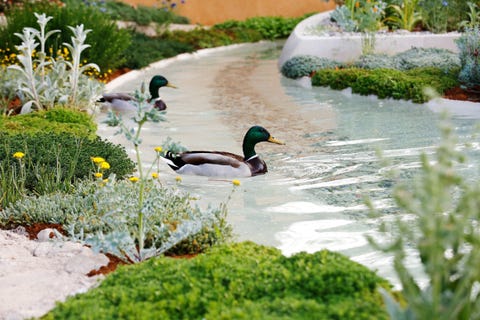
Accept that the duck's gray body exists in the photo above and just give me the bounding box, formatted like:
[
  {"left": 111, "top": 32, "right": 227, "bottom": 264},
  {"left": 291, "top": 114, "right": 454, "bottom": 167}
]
[
  {"left": 162, "top": 126, "right": 285, "bottom": 178},
  {"left": 164, "top": 152, "right": 267, "bottom": 178},
  {"left": 98, "top": 75, "right": 174, "bottom": 112}
]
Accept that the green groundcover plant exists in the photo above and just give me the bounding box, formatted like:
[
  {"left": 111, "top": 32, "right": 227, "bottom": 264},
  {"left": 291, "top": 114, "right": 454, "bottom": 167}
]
[
  {"left": 311, "top": 67, "right": 458, "bottom": 103},
  {"left": 0, "top": 131, "right": 135, "bottom": 208},
  {"left": 0, "top": 107, "right": 97, "bottom": 137},
  {"left": 43, "top": 241, "right": 392, "bottom": 320}
]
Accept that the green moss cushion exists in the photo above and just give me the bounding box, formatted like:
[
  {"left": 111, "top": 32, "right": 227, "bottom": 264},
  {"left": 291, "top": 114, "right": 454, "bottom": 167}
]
[{"left": 44, "top": 242, "right": 391, "bottom": 320}]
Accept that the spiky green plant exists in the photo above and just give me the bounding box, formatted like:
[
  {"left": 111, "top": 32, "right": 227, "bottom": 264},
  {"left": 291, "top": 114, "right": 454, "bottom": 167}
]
[{"left": 383, "top": 0, "right": 423, "bottom": 31}]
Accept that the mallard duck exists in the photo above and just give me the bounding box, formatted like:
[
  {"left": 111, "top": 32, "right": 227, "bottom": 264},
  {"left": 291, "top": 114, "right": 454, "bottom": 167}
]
[
  {"left": 162, "top": 126, "right": 285, "bottom": 178},
  {"left": 98, "top": 75, "right": 177, "bottom": 111}
]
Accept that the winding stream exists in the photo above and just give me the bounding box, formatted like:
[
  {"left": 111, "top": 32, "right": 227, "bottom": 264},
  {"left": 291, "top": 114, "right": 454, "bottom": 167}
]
[{"left": 97, "top": 41, "right": 480, "bottom": 287}]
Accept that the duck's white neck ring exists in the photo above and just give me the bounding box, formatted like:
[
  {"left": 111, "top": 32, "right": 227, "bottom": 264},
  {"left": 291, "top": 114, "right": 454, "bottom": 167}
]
[{"left": 245, "top": 155, "right": 258, "bottom": 162}]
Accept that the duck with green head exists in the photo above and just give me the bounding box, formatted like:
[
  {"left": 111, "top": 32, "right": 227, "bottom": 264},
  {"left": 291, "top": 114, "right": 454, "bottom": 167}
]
[
  {"left": 98, "top": 75, "right": 177, "bottom": 111},
  {"left": 163, "top": 126, "right": 285, "bottom": 177}
]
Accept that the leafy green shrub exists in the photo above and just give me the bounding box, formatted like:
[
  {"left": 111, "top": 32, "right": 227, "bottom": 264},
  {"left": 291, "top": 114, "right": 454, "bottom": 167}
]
[
  {"left": 0, "top": 132, "right": 135, "bottom": 201},
  {"left": 122, "top": 31, "right": 194, "bottom": 69},
  {"left": 44, "top": 241, "right": 391, "bottom": 319},
  {"left": 280, "top": 55, "right": 344, "bottom": 79},
  {"left": 103, "top": 1, "right": 189, "bottom": 26},
  {"left": 312, "top": 67, "right": 370, "bottom": 90},
  {"left": 368, "top": 120, "right": 480, "bottom": 319},
  {"left": 455, "top": 26, "right": 480, "bottom": 88},
  {"left": 312, "top": 67, "right": 458, "bottom": 103},
  {"left": 0, "top": 108, "right": 97, "bottom": 138},
  {"left": 214, "top": 14, "right": 311, "bottom": 40},
  {"left": 0, "top": 0, "right": 131, "bottom": 72},
  {"left": 160, "top": 27, "right": 262, "bottom": 51}
]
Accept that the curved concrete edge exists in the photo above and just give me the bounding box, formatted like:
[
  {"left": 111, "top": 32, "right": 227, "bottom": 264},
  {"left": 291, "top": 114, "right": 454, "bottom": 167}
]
[{"left": 278, "top": 11, "right": 461, "bottom": 67}]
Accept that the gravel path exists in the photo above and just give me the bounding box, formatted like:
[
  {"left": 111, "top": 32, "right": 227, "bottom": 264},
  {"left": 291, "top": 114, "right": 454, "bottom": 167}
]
[{"left": 0, "top": 229, "right": 108, "bottom": 320}]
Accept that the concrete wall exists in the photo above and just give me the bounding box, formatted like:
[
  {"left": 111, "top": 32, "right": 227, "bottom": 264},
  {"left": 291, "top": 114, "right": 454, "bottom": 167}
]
[
  {"left": 120, "top": 0, "right": 335, "bottom": 25},
  {"left": 278, "top": 11, "right": 461, "bottom": 67}
]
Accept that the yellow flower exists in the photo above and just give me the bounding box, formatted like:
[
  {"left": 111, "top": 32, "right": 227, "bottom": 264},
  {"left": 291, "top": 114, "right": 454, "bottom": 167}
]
[
  {"left": 154, "top": 146, "right": 163, "bottom": 153},
  {"left": 151, "top": 172, "right": 159, "bottom": 179},
  {"left": 175, "top": 176, "right": 182, "bottom": 183},
  {"left": 91, "top": 156, "right": 106, "bottom": 164},
  {"left": 13, "top": 152, "right": 25, "bottom": 159},
  {"left": 99, "top": 161, "right": 110, "bottom": 170},
  {"left": 232, "top": 179, "right": 241, "bottom": 186},
  {"left": 94, "top": 172, "right": 103, "bottom": 178},
  {"left": 129, "top": 176, "right": 139, "bottom": 183}
]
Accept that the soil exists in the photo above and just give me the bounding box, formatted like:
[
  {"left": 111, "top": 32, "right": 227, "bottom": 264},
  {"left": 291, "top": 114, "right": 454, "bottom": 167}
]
[{"left": 443, "top": 85, "right": 480, "bottom": 102}]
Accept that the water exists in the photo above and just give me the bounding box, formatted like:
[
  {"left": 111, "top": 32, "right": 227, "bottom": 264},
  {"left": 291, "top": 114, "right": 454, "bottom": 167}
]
[{"left": 97, "top": 41, "right": 480, "bottom": 287}]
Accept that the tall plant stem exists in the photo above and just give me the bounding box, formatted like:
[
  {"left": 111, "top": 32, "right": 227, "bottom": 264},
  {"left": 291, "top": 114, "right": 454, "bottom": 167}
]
[{"left": 134, "top": 122, "right": 145, "bottom": 260}]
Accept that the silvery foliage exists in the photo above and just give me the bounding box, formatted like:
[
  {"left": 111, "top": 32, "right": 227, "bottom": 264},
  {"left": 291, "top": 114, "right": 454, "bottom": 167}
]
[
  {"left": 368, "top": 120, "right": 480, "bottom": 320},
  {"left": 280, "top": 55, "right": 344, "bottom": 79},
  {"left": 0, "top": 177, "right": 229, "bottom": 263},
  {"left": 456, "top": 25, "right": 480, "bottom": 88},
  {"left": 330, "top": 5, "right": 357, "bottom": 32},
  {"left": 352, "top": 47, "right": 460, "bottom": 73},
  {"left": 395, "top": 47, "right": 461, "bottom": 72},
  {"left": 7, "top": 13, "right": 103, "bottom": 114},
  {"left": 0, "top": 67, "right": 20, "bottom": 114}
]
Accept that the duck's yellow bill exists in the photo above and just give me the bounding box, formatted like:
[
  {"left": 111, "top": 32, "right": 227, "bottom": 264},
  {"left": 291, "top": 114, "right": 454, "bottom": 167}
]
[
  {"left": 268, "top": 136, "right": 285, "bottom": 145},
  {"left": 167, "top": 83, "right": 178, "bottom": 89}
]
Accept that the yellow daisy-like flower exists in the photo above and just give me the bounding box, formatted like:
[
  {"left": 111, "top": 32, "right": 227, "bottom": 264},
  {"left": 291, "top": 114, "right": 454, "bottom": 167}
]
[
  {"left": 91, "top": 156, "right": 106, "bottom": 164},
  {"left": 154, "top": 146, "right": 163, "bottom": 153},
  {"left": 99, "top": 161, "right": 110, "bottom": 170},
  {"left": 232, "top": 179, "right": 241, "bottom": 186},
  {"left": 129, "top": 176, "right": 139, "bottom": 183},
  {"left": 13, "top": 152, "right": 25, "bottom": 159},
  {"left": 94, "top": 172, "right": 103, "bottom": 178},
  {"left": 175, "top": 176, "right": 182, "bottom": 182},
  {"left": 151, "top": 172, "right": 159, "bottom": 179}
]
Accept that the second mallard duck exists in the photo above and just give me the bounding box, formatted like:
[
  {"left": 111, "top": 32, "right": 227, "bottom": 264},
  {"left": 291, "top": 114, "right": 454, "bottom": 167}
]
[
  {"left": 163, "top": 126, "right": 285, "bottom": 178},
  {"left": 99, "top": 75, "right": 176, "bottom": 111}
]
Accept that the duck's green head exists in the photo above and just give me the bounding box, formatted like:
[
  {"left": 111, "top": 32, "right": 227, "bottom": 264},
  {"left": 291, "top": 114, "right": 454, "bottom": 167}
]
[
  {"left": 149, "top": 75, "right": 177, "bottom": 98},
  {"left": 242, "top": 125, "right": 285, "bottom": 160}
]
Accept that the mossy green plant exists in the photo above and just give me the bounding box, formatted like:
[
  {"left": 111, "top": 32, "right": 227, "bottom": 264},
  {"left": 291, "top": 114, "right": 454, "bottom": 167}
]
[
  {"left": 43, "top": 241, "right": 391, "bottom": 320},
  {"left": 0, "top": 108, "right": 97, "bottom": 138},
  {"left": 312, "top": 67, "right": 458, "bottom": 103}
]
